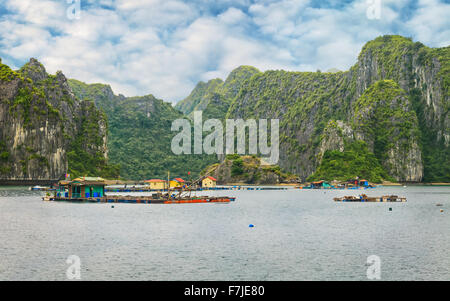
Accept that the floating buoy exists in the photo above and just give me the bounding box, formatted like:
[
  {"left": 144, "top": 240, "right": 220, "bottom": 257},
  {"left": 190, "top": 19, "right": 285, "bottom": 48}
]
[
  {"left": 111, "top": 205, "right": 115, "bottom": 208},
  {"left": 249, "top": 224, "right": 254, "bottom": 228},
  {"left": 389, "top": 208, "right": 392, "bottom": 211}
]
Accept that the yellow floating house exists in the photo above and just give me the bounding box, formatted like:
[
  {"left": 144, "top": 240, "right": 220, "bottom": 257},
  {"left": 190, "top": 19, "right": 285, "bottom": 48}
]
[
  {"left": 144, "top": 179, "right": 167, "bottom": 190},
  {"left": 170, "top": 178, "right": 185, "bottom": 188},
  {"left": 201, "top": 176, "right": 217, "bottom": 188}
]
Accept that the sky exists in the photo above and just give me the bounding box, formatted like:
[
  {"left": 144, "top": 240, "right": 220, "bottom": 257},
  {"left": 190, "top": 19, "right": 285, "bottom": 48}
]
[{"left": 0, "top": 0, "right": 449, "bottom": 103}]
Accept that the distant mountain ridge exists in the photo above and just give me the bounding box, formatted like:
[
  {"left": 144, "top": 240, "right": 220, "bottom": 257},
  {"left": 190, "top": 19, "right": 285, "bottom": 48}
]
[
  {"left": 1, "top": 35, "right": 448, "bottom": 183},
  {"left": 225, "top": 36, "right": 449, "bottom": 182},
  {"left": 179, "top": 35, "right": 449, "bottom": 182},
  {"left": 67, "top": 79, "right": 217, "bottom": 180}
]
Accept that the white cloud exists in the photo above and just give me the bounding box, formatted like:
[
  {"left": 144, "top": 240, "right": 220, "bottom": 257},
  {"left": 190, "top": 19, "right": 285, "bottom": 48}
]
[
  {"left": 406, "top": 0, "right": 450, "bottom": 46},
  {"left": 0, "top": 0, "right": 448, "bottom": 103},
  {"left": 218, "top": 7, "right": 247, "bottom": 25}
]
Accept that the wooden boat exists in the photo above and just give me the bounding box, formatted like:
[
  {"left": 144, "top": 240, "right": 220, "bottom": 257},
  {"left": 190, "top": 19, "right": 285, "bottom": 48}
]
[
  {"left": 45, "top": 195, "right": 235, "bottom": 204},
  {"left": 334, "top": 194, "right": 406, "bottom": 202}
]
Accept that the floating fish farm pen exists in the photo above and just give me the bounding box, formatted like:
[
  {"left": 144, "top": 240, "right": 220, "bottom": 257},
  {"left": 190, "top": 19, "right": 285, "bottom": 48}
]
[{"left": 333, "top": 194, "right": 407, "bottom": 202}]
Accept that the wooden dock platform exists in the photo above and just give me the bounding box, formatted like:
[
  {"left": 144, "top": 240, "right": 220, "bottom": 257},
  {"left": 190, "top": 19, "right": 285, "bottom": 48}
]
[{"left": 44, "top": 195, "right": 236, "bottom": 204}]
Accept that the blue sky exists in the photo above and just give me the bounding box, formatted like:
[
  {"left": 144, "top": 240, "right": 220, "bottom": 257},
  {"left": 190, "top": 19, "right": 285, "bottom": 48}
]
[{"left": 0, "top": 0, "right": 449, "bottom": 103}]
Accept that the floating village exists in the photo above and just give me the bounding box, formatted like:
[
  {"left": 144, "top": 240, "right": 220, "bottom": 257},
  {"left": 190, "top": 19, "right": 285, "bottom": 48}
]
[
  {"left": 33, "top": 174, "right": 407, "bottom": 204},
  {"left": 41, "top": 176, "right": 235, "bottom": 205}
]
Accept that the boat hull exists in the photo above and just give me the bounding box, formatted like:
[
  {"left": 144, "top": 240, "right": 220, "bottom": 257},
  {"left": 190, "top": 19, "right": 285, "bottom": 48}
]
[{"left": 44, "top": 196, "right": 236, "bottom": 204}]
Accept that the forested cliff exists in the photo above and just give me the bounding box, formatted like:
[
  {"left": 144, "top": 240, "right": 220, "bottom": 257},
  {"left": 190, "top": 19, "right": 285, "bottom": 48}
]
[
  {"left": 0, "top": 58, "right": 117, "bottom": 182},
  {"left": 1, "top": 35, "right": 448, "bottom": 183},
  {"left": 179, "top": 35, "right": 449, "bottom": 182}
]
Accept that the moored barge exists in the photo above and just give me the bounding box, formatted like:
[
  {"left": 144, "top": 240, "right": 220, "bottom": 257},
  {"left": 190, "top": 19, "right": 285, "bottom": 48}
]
[
  {"left": 333, "top": 194, "right": 406, "bottom": 202},
  {"left": 43, "top": 177, "right": 235, "bottom": 204}
]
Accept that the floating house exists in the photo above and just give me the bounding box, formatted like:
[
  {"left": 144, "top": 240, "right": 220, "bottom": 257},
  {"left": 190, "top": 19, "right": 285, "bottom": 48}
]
[
  {"left": 144, "top": 179, "right": 167, "bottom": 190},
  {"left": 201, "top": 176, "right": 217, "bottom": 188},
  {"left": 56, "top": 177, "right": 106, "bottom": 199},
  {"left": 310, "top": 180, "right": 333, "bottom": 189},
  {"left": 170, "top": 178, "right": 185, "bottom": 188},
  {"left": 299, "top": 180, "right": 334, "bottom": 189},
  {"left": 348, "top": 179, "right": 370, "bottom": 187},
  {"left": 359, "top": 179, "right": 369, "bottom": 187}
]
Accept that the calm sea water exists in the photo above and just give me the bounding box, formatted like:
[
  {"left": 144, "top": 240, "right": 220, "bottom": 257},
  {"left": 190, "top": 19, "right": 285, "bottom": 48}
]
[{"left": 0, "top": 185, "right": 449, "bottom": 281}]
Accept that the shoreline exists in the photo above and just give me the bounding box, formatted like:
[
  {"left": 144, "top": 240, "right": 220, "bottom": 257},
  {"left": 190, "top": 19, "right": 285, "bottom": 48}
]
[{"left": 1, "top": 179, "right": 449, "bottom": 187}]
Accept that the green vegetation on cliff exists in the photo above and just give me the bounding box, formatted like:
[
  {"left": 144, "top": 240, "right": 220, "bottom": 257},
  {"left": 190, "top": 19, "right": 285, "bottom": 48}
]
[
  {"left": 221, "top": 35, "right": 448, "bottom": 182},
  {"left": 107, "top": 96, "right": 217, "bottom": 180},
  {"left": 176, "top": 66, "right": 260, "bottom": 120},
  {"left": 358, "top": 35, "right": 416, "bottom": 81},
  {"left": 202, "top": 154, "right": 296, "bottom": 184},
  {"left": 357, "top": 36, "right": 449, "bottom": 181},
  {"left": 174, "top": 78, "right": 224, "bottom": 116},
  {"left": 3, "top": 35, "right": 447, "bottom": 183},
  {"left": 0, "top": 59, "right": 19, "bottom": 82},
  {"left": 67, "top": 101, "right": 120, "bottom": 179},
  {"left": 353, "top": 80, "right": 421, "bottom": 180},
  {"left": 1, "top": 58, "right": 118, "bottom": 180},
  {"left": 308, "top": 140, "right": 392, "bottom": 183},
  {"left": 0, "top": 141, "right": 11, "bottom": 174},
  {"left": 68, "top": 80, "right": 218, "bottom": 180},
  {"left": 410, "top": 88, "right": 450, "bottom": 182},
  {"left": 68, "top": 79, "right": 119, "bottom": 114}
]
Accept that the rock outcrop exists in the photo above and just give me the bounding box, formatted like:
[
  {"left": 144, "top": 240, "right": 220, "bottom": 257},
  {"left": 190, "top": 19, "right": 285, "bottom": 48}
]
[
  {"left": 0, "top": 58, "right": 111, "bottom": 182},
  {"left": 222, "top": 36, "right": 449, "bottom": 182},
  {"left": 202, "top": 155, "right": 297, "bottom": 185}
]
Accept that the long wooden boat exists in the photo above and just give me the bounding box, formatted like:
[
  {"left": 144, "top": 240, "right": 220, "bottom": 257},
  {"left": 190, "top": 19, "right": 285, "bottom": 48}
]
[
  {"left": 333, "top": 194, "right": 406, "bottom": 202},
  {"left": 43, "top": 195, "right": 235, "bottom": 204}
]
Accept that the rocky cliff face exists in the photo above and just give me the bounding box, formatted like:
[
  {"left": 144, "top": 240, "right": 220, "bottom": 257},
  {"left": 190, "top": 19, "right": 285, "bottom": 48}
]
[
  {"left": 351, "top": 80, "right": 423, "bottom": 181},
  {"left": 175, "top": 66, "right": 260, "bottom": 120},
  {"left": 0, "top": 58, "right": 110, "bottom": 181},
  {"left": 61, "top": 35, "right": 448, "bottom": 183},
  {"left": 316, "top": 79, "right": 424, "bottom": 183},
  {"left": 203, "top": 36, "right": 449, "bottom": 182},
  {"left": 355, "top": 37, "right": 448, "bottom": 143},
  {"left": 351, "top": 37, "right": 449, "bottom": 181},
  {"left": 6, "top": 36, "right": 443, "bottom": 183}
]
